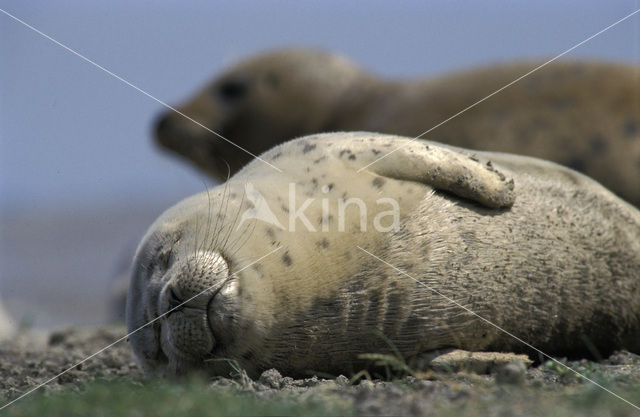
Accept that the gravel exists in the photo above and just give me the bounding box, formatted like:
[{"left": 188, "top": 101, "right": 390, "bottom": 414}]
[{"left": 1, "top": 325, "right": 639, "bottom": 416}]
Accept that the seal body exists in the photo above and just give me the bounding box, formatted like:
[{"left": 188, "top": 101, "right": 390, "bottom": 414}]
[
  {"left": 128, "top": 133, "right": 640, "bottom": 378},
  {"left": 154, "top": 49, "right": 640, "bottom": 205}
]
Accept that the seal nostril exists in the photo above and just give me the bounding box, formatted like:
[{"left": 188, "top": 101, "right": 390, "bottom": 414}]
[
  {"left": 155, "top": 114, "right": 170, "bottom": 134},
  {"left": 167, "top": 288, "right": 184, "bottom": 314}
]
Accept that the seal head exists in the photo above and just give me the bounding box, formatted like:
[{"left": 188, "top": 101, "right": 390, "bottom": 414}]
[
  {"left": 126, "top": 190, "right": 248, "bottom": 376},
  {"left": 154, "top": 48, "right": 371, "bottom": 178}
]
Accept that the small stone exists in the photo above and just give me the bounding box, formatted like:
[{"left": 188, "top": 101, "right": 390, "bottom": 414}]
[
  {"left": 281, "top": 376, "right": 294, "bottom": 387},
  {"left": 334, "top": 375, "right": 349, "bottom": 386},
  {"left": 358, "top": 380, "right": 374, "bottom": 392},
  {"left": 258, "top": 368, "right": 283, "bottom": 389},
  {"left": 301, "top": 376, "right": 319, "bottom": 387}
]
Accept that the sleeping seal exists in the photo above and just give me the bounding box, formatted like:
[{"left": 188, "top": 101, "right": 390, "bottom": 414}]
[
  {"left": 128, "top": 132, "right": 640, "bottom": 378},
  {"left": 154, "top": 49, "right": 640, "bottom": 205}
]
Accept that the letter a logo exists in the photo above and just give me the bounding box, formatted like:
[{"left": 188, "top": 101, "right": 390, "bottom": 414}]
[{"left": 237, "top": 183, "right": 285, "bottom": 230}]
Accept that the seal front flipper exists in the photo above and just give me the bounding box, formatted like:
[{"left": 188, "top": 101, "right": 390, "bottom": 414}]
[{"left": 339, "top": 135, "right": 516, "bottom": 208}]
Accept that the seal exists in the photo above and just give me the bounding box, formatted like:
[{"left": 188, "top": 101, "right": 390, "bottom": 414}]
[
  {"left": 128, "top": 132, "right": 640, "bottom": 378},
  {"left": 154, "top": 49, "right": 640, "bottom": 205}
]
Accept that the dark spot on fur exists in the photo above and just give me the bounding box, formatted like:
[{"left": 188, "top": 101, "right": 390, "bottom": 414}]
[
  {"left": 460, "top": 231, "right": 476, "bottom": 246},
  {"left": 327, "top": 183, "right": 334, "bottom": 191},
  {"left": 567, "top": 157, "right": 585, "bottom": 172},
  {"left": 266, "top": 228, "right": 276, "bottom": 239},
  {"left": 302, "top": 143, "right": 317, "bottom": 154},
  {"left": 314, "top": 156, "right": 327, "bottom": 164},
  {"left": 281, "top": 205, "right": 289, "bottom": 214},
  {"left": 553, "top": 98, "right": 572, "bottom": 110},
  {"left": 624, "top": 119, "right": 638, "bottom": 138},
  {"left": 383, "top": 286, "right": 404, "bottom": 337},
  {"left": 348, "top": 154, "right": 356, "bottom": 160},
  {"left": 372, "top": 177, "right": 385, "bottom": 189},
  {"left": 265, "top": 72, "right": 280, "bottom": 87},
  {"left": 403, "top": 315, "right": 422, "bottom": 334},
  {"left": 365, "top": 289, "right": 382, "bottom": 327},
  {"left": 282, "top": 252, "right": 292, "bottom": 267},
  {"left": 560, "top": 170, "right": 581, "bottom": 185},
  {"left": 317, "top": 214, "right": 333, "bottom": 226},
  {"left": 271, "top": 152, "right": 283, "bottom": 161},
  {"left": 371, "top": 149, "right": 381, "bottom": 155},
  {"left": 339, "top": 149, "right": 351, "bottom": 157},
  {"left": 589, "top": 135, "right": 607, "bottom": 154},
  {"left": 316, "top": 238, "right": 330, "bottom": 249},
  {"left": 245, "top": 201, "right": 255, "bottom": 210}
]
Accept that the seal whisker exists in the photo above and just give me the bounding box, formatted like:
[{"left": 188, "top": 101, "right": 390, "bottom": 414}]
[
  {"left": 225, "top": 219, "right": 257, "bottom": 261},
  {"left": 221, "top": 185, "right": 256, "bottom": 257},
  {"left": 205, "top": 161, "right": 233, "bottom": 254},
  {"left": 207, "top": 169, "right": 234, "bottom": 254},
  {"left": 218, "top": 181, "right": 249, "bottom": 255},
  {"left": 196, "top": 179, "right": 214, "bottom": 260}
]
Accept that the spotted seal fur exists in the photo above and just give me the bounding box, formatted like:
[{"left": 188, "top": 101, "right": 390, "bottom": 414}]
[{"left": 128, "top": 132, "right": 640, "bottom": 378}]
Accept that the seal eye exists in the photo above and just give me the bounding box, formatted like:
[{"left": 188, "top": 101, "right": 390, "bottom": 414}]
[
  {"left": 216, "top": 79, "right": 247, "bottom": 102},
  {"left": 156, "top": 246, "right": 174, "bottom": 271}
]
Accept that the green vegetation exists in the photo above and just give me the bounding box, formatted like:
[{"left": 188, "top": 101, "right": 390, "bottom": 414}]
[
  {"left": 1, "top": 378, "right": 355, "bottom": 417},
  {"left": 2, "top": 371, "right": 639, "bottom": 417}
]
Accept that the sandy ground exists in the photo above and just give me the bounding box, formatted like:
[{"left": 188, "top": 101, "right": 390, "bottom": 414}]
[{"left": 1, "top": 325, "right": 639, "bottom": 415}]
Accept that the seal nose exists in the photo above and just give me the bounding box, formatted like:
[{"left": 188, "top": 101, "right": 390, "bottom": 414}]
[
  {"left": 159, "top": 251, "right": 230, "bottom": 316},
  {"left": 155, "top": 113, "right": 170, "bottom": 134},
  {"left": 160, "top": 278, "right": 215, "bottom": 316},
  {"left": 154, "top": 113, "right": 174, "bottom": 147},
  {"left": 165, "top": 287, "right": 185, "bottom": 314}
]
